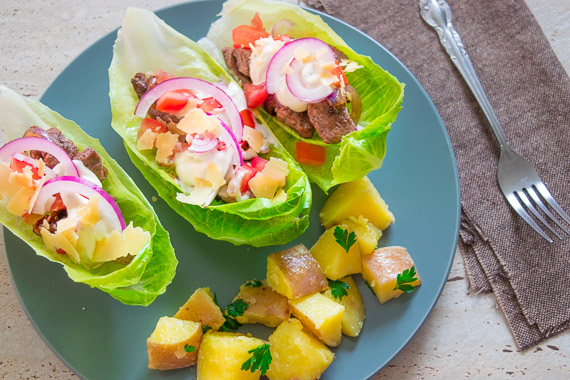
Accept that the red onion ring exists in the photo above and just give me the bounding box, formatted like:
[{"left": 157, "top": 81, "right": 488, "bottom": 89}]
[
  {"left": 0, "top": 137, "right": 79, "bottom": 177},
  {"left": 134, "top": 77, "right": 243, "bottom": 140},
  {"left": 189, "top": 134, "right": 219, "bottom": 153},
  {"left": 217, "top": 118, "right": 243, "bottom": 167},
  {"left": 285, "top": 58, "right": 334, "bottom": 102},
  {"left": 34, "top": 176, "right": 126, "bottom": 231}
]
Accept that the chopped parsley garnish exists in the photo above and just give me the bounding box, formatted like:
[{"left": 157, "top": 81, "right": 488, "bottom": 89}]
[
  {"left": 241, "top": 343, "right": 272, "bottom": 375},
  {"left": 202, "top": 325, "right": 212, "bottom": 333},
  {"left": 334, "top": 226, "right": 357, "bottom": 253},
  {"left": 394, "top": 266, "right": 418, "bottom": 293},
  {"left": 245, "top": 280, "right": 263, "bottom": 287},
  {"left": 226, "top": 299, "right": 249, "bottom": 318},
  {"left": 328, "top": 279, "right": 350, "bottom": 300},
  {"left": 184, "top": 344, "right": 195, "bottom": 352}
]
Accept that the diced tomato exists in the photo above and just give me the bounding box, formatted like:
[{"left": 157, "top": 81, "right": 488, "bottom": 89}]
[
  {"left": 232, "top": 26, "right": 270, "bottom": 48},
  {"left": 240, "top": 109, "right": 256, "bottom": 128},
  {"left": 154, "top": 69, "right": 173, "bottom": 83},
  {"left": 137, "top": 118, "right": 166, "bottom": 138},
  {"left": 216, "top": 141, "right": 226, "bottom": 151},
  {"left": 156, "top": 89, "right": 194, "bottom": 113},
  {"left": 199, "top": 97, "right": 223, "bottom": 113},
  {"left": 49, "top": 194, "right": 66, "bottom": 212},
  {"left": 243, "top": 83, "right": 268, "bottom": 109},
  {"left": 250, "top": 12, "right": 264, "bottom": 30},
  {"left": 332, "top": 63, "right": 349, "bottom": 86},
  {"left": 56, "top": 248, "right": 67, "bottom": 255},
  {"left": 296, "top": 141, "right": 327, "bottom": 166},
  {"left": 240, "top": 164, "right": 257, "bottom": 194},
  {"left": 10, "top": 156, "right": 40, "bottom": 179},
  {"left": 250, "top": 156, "right": 268, "bottom": 172}
]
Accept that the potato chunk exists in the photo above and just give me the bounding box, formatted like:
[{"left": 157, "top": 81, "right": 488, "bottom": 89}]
[
  {"left": 197, "top": 332, "right": 266, "bottom": 380},
  {"left": 266, "top": 319, "right": 334, "bottom": 380},
  {"left": 362, "top": 246, "right": 421, "bottom": 304},
  {"left": 342, "top": 216, "right": 382, "bottom": 255},
  {"left": 289, "top": 292, "right": 344, "bottom": 347},
  {"left": 323, "top": 276, "right": 365, "bottom": 337},
  {"left": 233, "top": 280, "right": 290, "bottom": 327},
  {"left": 310, "top": 223, "right": 362, "bottom": 280},
  {"left": 267, "top": 244, "right": 328, "bottom": 299},
  {"left": 174, "top": 287, "right": 225, "bottom": 331},
  {"left": 147, "top": 316, "right": 202, "bottom": 370},
  {"left": 320, "top": 177, "right": 395, "bottom": 230}
]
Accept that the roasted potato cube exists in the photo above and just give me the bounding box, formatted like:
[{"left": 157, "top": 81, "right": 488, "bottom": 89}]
[
  {"left": 362, "top": 246, "right": 421, "bottom": 304},
  {"left": 289, "top": 292, "right": 344, "bottom": 347},
  {"left": 197, "top": 332, "right": 266, "bottom": 380},
  {"left": 267, "top": 244, "right": 328, "bottom": 299},
  {"left": 323, "top": 276, "right": 365, "bottom": 337},
  {"left": 310, "top": 223, "right": 362, "bottom": 280},
  {"left": 320, "top": 177, "right": 395, "bottom": 230},
  {"left": 174, "top": 287, "right": 225, "bottom": 331},
  {"left": 147, "top": 316, "right": 202, "bottom": 370},
  {"left": 342, "top": 216, "right": 382, "bottom": 255},
  {"left": 266, "top": 318, "right": 334, "bottom": 380},
  {"left": 233, "top": 280, "right": 290, "bottom": 327}
]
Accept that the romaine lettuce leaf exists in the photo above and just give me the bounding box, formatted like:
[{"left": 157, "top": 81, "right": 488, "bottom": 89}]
[
  {"left": 203, "top": 0, "right": 405, "bottom": 191},
  {"left": 108, "top": 8, "right": 311, "bottom": 247},
  {"left": 0, "top": 85, "right": 177, "bottom": 306}
]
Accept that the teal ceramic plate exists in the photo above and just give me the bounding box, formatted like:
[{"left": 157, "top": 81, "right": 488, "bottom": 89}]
[{"left": 4, "top": 1, "right": 460, "bottom": 379}]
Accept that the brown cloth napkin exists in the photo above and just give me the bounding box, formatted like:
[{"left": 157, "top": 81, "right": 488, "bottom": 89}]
[{"left": 304, "top": 0, "right": 570, "bottom": 350}]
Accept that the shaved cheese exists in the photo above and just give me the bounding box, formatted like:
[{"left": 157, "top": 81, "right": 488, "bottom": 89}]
[
  {"left": 176, "top": 186, "right": 215, "bottom": 206},
  {"left": 90, "top": 222, "right": 150, "bottom": 263},
  {"left": 6, "top": 186, "right": 34, "bottom": 215},
  {"left": 155, "top": 131, "right": 179, "bottom": 163},
  {"left": 9, "top": 166, "right": 35, "bottom": 188},
  {"left": 204, "top": 162, "right": 226, "bottom": 189},
  {"left": 74, "top": 195, "right": 101, "bottom": 226},
  {"left": 0, "top": 161, "right": 18, "bottom": 201},
  {"left": 273, "top": 188, "right": 287, "bottom": 202},
  {"left": 40, "top": 226, "right": 81, "bottom": 264},
  {"left": 243, "top": 126, "right": 264, "bottom": 153},
  {"left": 137, "top": 128, "right": 159, "bottom": 151},
  {"left": 248, "top": 172, "right": 279, "bottom": 199},
  {"left": 177, "top": 108, "right": 222, "bottom": 136},
  {"left": 263, "top": 157, "right": 289, "bottom": 187}
]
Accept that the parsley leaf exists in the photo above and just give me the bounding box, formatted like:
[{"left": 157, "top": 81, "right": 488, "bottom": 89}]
[
  {"left": 245, "top": 280, "right": 263, "bottom": 287},
  {"left": 328, "top": 279, "right": 350, "bottom": 300},
  {"left": 202, "top": 325, "right": 212, "bottom": 333},
  {"left": 241, "top": 344, "right": 272, "bottom": 375},
  {"left": 226, "top": 299, "right": 249, "bottom": 318},
  {"left": 334, "top": 226, "right": 357, "bottom": 253},
  {"left": 394, "top": 266, "right": 418, "bottom": 293},
  {"left": 184, "top": 344, "right": 195, "bottom": 352}
]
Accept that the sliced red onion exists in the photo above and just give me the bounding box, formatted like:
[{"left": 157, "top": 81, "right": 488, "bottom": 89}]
[
  {"left": 34, "top": 176, "right": 126, "bottom": 231},
  {"left": 0, "top": 137, "right": 79, "bottom": 177},
  {"left": 190, "top": 134, "right": 219, "bottom": 153},
  {"left": 271, "top": 19, "right": 295, "bottom": 36},
  {"left": 11, "top": 152, "right": 57, "bottom": 179},
  {"left": 266, "top": 38, "right": 336, "bottom": 98},
  {"left": 217, "top": 118, "right": 243, "bottom": 167},
  {"left": 134, "top": 77, "right": 243, "bottom": 140},
  {"left": 286, "top": 58, "right": 334, "bottom": 102}
]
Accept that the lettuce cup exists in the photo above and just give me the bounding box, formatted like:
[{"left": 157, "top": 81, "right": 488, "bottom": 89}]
[
  {"left": 0, "top": 85, "right": 177, "bottom": 306},
  {"left": 109, "top": 8, "right": 311, "bottom": 247}
]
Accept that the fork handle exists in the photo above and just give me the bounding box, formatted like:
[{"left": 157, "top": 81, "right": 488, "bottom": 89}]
[{"left": 419, "top": 0, "right": 510, "bottom": 150}]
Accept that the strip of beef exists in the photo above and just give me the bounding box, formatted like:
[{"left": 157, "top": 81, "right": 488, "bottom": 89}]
[
  {"left": 275, "top": 106, "right": 315, "bottom": 139},
  {"left": 307, "top": 100, "right": 356, "bottom": 144},
  {"left": 24, "top": 126, "right": 78, "bottom": 168},
  {"left": 75, "top": 147, "right": 107, "bottom": 181},
  {"left": 222, "top": 47, "right": 252, "bottom": 84},
  {"left": 131, "top": 72, "right": 157, "bottom": 98},
  {"left": 32, "top": 209, "right": 67, "bottom": 236}
]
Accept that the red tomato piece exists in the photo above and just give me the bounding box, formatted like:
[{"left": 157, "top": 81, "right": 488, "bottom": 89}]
[
  {"left": 240, "top": 164, "right": 258, "bottom": 194},
  {"left": 296, "top": 141, "right": 327, "bottom": 166},
  {"left": 199, "top": 97, "right": 223, "bottom": 113},
  {"left": 250, "top": 156, "right": 268, "bottom": 172},
  {"left": 232, "top": 25, "right": 270, "bottom": 48},
  {"left": 154, "top": 69, "right": 173, "bottom": 83},
  {"left": 250, "top": 12, "right": 264, "bottom": 30},
  {"left": 156, "top": 89, "right": 194, "bottom": 113},
  {"left": 137, "top": 118, "right": 166, "bottom": 138},
  {"left": 331, "top": 63, "right": 349, "bottom": 86},
  {"left": 49, "top": 194, "right": 66, "bottom": 212},
  {"left": 10, "top": 156, "right": 40, "bottom": 179},
  {"left": 243, "top": 83, "right": 268, "bottom": 109},
  {"left": 240, "top": 109, "right": 256, "bottom": 128}
]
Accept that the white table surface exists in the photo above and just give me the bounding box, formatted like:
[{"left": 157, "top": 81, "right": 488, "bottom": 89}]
[{"left": 1, "top": 1, "right": 569, "bottom": 379}]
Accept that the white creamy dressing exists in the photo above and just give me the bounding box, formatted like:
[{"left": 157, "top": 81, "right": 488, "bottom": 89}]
[
  {"left": 174, "top": 148, "right": 232, "bottom": 192},
  {"left": 249, "top": 37, "right": 286, "bottom": 85}
]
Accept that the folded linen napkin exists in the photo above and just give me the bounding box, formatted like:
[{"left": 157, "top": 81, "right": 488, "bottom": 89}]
[{"left": 305, "top": 0, "right": 570, "bottom": 350}]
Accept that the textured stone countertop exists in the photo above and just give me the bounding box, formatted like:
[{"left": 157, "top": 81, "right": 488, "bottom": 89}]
[{"left": 1, "top": 1, "right": 569, "bottom": 379}]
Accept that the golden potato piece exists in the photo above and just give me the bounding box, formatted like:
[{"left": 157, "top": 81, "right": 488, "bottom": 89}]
[
  {"left": 289, "top": 292, "right": 344, "bottom": 347},
  {"left": 342, "top": 216, "right": 382, "bottom": 255},
  {"left": 362, "top": 246, "right": 421, "bottom": 304},
  {"left": 234, "top": 280, "right": 290, "bottom": 327},
  {"left": 197, "top": 332, "right": 266, "bottom": 380},
  {"left": 267, "top": 244, "right": 328, "bottom": 299},
  {"left": 310, "top": 223, "right": 362, "bottom": 280},
  {"left": 320, "top": 177, "right": 395, "bottom": 230},
  {"left": 323, "top": 276, "right": 365, "bottom": 337},
  {"left": 174, "top": 287, "right": 225, "bottom": 331},
  {"left": 147, "top": 316, "right": 202, "bottom": 370},
  {"left": 266, "top": 318, "right": 334, "bottom": 380}
]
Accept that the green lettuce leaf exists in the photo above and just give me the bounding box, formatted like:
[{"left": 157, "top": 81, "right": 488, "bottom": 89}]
[
  {"left": 203, "top": 0, "right": 405, "bottom": 191},
  {"left": 108, "top": 8, "right": 311, "bottom": 247},
  {"left": 0, "top": 85, "right": 177, "bottom": 306}
]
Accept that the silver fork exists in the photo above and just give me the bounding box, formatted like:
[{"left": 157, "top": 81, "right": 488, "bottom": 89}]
[{"left": 419, "top": 0, "right": 570, "bottom": 242}]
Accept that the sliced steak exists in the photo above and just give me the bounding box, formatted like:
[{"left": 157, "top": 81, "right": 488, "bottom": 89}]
[
  {"left": 76, "top": 147, "right": 107, "bottom": 181},
  {"left": 275, "top": 106, "right": 315, "bottom": 139},
  {"left": 222, "top": 47, "right": 252, "bottom": 84},
  {"left": 24, "top": 126, "right": 78, "bottom": 168},
  {"left": 131, "top": 72, "right": 157, "bottom": 99},
  {"left": 307, "top": 100, "right": 356, "bottom": 144},
  {"left": 233, "top": 48, "right": 252, "bottom": 78},
  {"left": 32, "top": 209, "right": 67, "bottom": 236}
]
